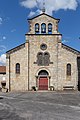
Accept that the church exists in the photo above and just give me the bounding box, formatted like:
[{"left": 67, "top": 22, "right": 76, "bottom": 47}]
[{"left": 6, "top": 10, "right": 80, "bottom": 91}]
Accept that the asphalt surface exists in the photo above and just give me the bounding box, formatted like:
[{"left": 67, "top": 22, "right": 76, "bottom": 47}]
[{"left": 0, "top": 91, "right": 80, "bottom": 120}]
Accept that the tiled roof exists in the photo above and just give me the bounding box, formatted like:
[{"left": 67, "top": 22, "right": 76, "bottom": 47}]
[
  {"left": 0, "top": 66, "right": 6, "bottom": 74},
  {"left": 28, "top": 13, "right": 60, "bottom": 22},
  {"left": 6, "top": 43, "right": 25, "bottom": 54},
  {"left": 62, "top": 43, "right": 80, "bottom": 55}
]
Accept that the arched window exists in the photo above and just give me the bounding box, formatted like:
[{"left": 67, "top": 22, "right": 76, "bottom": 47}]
[
  {"left": 41, "top": 23, "right": 46, "bottom": 34},
  {"left": 35, "top": 23, "right": 39, "bottom": 34},
  {"left": 37, "top": 52, "right": 43, "bottom": 66},
  {"left": 67, "top": 64, "right": 71, "bottom": 76},
  {"left": 48, "top": 23, "right": 52, "bottom": 34},
  {"left": 44, "top": 52, "right": 50, "bottom": 66},
  {"left": 16, "top": 63, "right": 20, "bottom": 74}
]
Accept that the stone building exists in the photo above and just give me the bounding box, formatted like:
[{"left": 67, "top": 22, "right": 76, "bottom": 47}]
[
  {"left": 0, "top": 66, "right": 6, "bottom": 89},
  {"left": 6, "top": 12, "right": 80, "bottom": 91}
]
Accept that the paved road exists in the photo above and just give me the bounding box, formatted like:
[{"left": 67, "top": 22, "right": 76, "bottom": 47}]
[{"left": 0, "top": 91, "right": 80, "bottom": 120}]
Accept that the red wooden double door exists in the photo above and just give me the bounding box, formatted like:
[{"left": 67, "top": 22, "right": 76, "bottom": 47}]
[{"left": 39, "top": 77, "right": 48, "bottom": 90}]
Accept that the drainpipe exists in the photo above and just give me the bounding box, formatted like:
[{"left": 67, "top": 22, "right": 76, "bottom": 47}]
[
  {"left": 9, "top": 55, "right": 11, "bottom": 91},
  {"left": 56, "top": 36, "right": 59, "bottom": 90},
  {"left": 28, "top": 41, "right": 29, "bottom": 91}
]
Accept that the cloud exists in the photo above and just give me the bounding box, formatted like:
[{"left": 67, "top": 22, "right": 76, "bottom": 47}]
[
  {"left": 0, "top": 54, "right": 6, "bottom": 66},
  {"left": 11, "top": 29, "right": 16, "bottom": 33},
  {"left": 62, "top": 39, "right": 69, "bottom": 44},
  {"left": 2, "top": 36, "right": 6, "bottom": 40},
  {"left": 0, "top": 45, "right": 6, "bottom": 52},
  {"left": 28, "top": 11, "right": 36, "bottom": 17},
  {"left": 20, "top": 0, "right": 37, "bottom": 8},
  {"left": 4, "top": 17, "right": 10, "bottom": 21},
  {"left": 28, "top": 9, "right": 41, "bottom": 17},
  {"left": 0, "top": 35, "right": 7, "bottom": 41},
  {"left": 0, "top": 17, "right": 2, "bottom": 25},
  {"left": 0, "top": 16, "right": 10, "bottom": 26},
  {"left": 20, "top": 0, "right": 79, "bottom": 16}
]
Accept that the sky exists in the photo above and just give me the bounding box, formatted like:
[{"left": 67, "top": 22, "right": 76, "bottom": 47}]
[{"left": 0, "top": 0, "right": 80, "bottom": 65}]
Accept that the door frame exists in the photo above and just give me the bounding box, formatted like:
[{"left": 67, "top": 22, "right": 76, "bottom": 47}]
[{"left": 36, "top": 69, "right": 51, "bottom": 90}]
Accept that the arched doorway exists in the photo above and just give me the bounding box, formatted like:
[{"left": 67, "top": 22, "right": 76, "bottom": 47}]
[{"left": 38, "top": 70, "right": 49, "bottom": 90}]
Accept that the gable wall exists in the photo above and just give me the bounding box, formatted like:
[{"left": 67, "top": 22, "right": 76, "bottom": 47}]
[
  {"left": 28, "top": 15, "right": 59, "bottom": 34},
  {"left": 6, "top": 43, "right": 28, "bottom": 91},
  {"left": 58, "top": 45, "right": 78, "bottom": 90}
]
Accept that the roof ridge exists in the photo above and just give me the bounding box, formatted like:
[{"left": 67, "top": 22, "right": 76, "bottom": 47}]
[
  {"left": 28, "top": 13, "right": 60, "bottom": 22},
  {"left": 6, "top": 43, "right": 25, "bottom": 54}
]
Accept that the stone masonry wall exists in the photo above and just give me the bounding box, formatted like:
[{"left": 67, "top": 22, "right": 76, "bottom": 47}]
[
  {"left": 28, "top": 14, "right": 59, "bottom": 34},
  {"left": 26, "top": 35, "right": 60, "bottom": 90},
  {"left": 6, "top": 43, "right": 28, "bottom": 91},
  {"left": 58, "top": 45, "right": 78, "bottom": 90}
]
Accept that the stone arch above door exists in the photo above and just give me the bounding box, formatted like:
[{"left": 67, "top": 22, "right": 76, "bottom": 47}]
[
  {"left": 38, "top": 70, "right": 49, "bottom": 76},
  {"left": 36, "top": 68, "right": 51, "bottom": 77},
  {"left": 38, "top": 70, "right": 49, "bottom": 90}
]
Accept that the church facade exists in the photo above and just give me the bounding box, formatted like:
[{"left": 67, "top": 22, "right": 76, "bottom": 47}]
[{"left": 6, "top": 13, "right": 80, "bottom": 91}]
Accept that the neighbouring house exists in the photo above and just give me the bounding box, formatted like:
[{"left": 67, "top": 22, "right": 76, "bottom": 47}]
[{"left": 0, "top": 66, "right": 6, "bottom": 90}]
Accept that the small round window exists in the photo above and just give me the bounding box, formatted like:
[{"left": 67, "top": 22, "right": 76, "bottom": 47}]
[{"left": 40, "top": 43, "right": 47, "bottom": 50}]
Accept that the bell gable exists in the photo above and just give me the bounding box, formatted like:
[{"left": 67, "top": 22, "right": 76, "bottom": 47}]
[{"left": 27, "top": 13, "right": 60, "bottom": 34}]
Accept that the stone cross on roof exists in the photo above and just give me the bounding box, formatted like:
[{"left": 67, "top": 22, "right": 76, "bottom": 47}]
[{"left": 41, "top": 0, "right": 45, "bottom": 13}]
